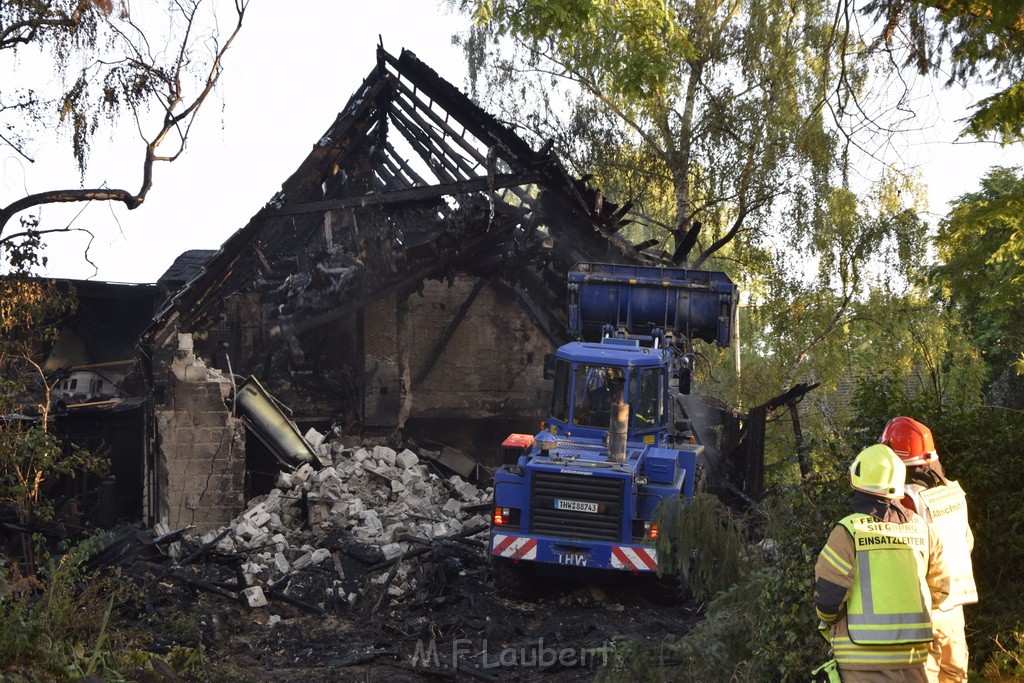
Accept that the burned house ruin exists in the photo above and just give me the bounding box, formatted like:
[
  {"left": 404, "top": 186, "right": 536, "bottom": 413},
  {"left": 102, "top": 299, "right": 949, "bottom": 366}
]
[{"left": 139, "top": 48, "right": 781, "bottom": 532}]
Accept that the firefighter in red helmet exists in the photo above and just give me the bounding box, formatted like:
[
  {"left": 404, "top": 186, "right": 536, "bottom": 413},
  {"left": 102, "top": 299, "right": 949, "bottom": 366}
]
[{"left": 880, "top": 417, "right": 978, "bottom": 683}]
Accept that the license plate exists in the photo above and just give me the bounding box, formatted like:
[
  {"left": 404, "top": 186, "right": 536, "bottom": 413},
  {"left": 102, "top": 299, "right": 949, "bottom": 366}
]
[{"left": 555, "top": 499, "right": 600, "bottom": 513}]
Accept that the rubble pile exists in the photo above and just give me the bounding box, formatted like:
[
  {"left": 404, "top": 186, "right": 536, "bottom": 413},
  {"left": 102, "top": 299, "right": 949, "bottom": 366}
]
[{"left": 184, "top": 438, "right": 493, "bottom": 609}]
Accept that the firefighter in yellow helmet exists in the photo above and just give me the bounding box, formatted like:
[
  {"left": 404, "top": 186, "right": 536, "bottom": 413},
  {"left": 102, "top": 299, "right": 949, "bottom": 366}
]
[
  {"left": 881, "top": 417, "right": 978, "bottom": 683},
  {"left": 814, "top": 444, "right": 951, "bottom": 682}
]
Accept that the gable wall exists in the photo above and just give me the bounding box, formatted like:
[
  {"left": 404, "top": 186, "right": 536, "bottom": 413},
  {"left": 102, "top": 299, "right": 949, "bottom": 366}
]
[{"left": 362, "top": 276, "right": 553, "bottom": 431}]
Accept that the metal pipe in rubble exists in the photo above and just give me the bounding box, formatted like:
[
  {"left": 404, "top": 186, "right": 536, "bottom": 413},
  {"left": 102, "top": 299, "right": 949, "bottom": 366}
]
[{"left": 608, "top": 401, "right": 629, "bottom": 463}]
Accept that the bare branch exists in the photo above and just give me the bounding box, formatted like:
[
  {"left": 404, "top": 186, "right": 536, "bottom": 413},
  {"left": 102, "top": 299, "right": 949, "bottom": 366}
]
[{"left": 0, "top": 0, "right": 248, "bottom": 242}]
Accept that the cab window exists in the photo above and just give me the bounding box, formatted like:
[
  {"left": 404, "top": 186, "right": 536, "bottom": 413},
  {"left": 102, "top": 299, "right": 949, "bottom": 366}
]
[
  {"left": 550, "top": 359, "right": 571, "bottom": 422},
  {"left": 630, "top": 367, "right": 664, "bottom": 430},
  {"left": 573, "top": 365, "right": 622, "bottom": 428}
]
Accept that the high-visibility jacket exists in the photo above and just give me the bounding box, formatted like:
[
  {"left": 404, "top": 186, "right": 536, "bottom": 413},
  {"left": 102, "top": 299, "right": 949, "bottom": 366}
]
[
  {"left": 815, "top": 507, "right": 949, "bottom": 670},
  {"left": 837, "top": 514, "right": 933, "bottom": 644},
  {"left": 912, "top": 481, "right": 978, "bottom": 609}
]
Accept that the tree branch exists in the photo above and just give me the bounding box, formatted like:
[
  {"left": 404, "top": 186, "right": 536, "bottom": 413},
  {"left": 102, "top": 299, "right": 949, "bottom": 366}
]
[{"left": 0, "top": 0, "right": 248, "bottom": 241}]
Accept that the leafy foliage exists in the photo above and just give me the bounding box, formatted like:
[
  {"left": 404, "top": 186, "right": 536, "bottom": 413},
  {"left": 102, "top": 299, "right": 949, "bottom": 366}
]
[
  {"left": 0, "top": 276, "right": 105, "bottom": 526},
  {"left": 456, "top": 0, "right": 860, "bottom": 273},
  {"left": 847, "top": 372, "right": 1024, "bottom": 677},
  {"left": 466, "top": 0, "right": 696, "bottom": 101},
  {"left": 860, "top": 0, "right": 1024, "bottom": 142},
  {"left": 653, "top": 493, "right": 747, "bottom": 601},
  {"left": 597, "top": 583, "right": 763, "bottom": 681},
  {"left": 0, "top": 537, "right": 199, "bottom": 681},
  {"left": 932, "top": 166, "right": 1024, "bottom": 378}
]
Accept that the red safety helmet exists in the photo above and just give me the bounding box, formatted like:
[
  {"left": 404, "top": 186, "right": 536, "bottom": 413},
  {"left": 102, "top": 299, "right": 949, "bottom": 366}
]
[{"left": 879, "top": 416, "right": 938, "bottom": 467}]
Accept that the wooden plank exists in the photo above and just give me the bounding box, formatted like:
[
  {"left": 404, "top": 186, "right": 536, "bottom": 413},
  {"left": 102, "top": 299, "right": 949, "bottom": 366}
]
[
  {"left": 388, "top": 106, "right": 465, "bottom": 183},
  {"left": 268, "top": 172, "right": 542, "bottom": 217}
]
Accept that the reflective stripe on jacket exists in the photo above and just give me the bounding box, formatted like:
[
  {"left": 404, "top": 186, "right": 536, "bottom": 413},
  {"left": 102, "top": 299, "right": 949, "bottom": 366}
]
[
  {"left": 837, "top": 514, "right": 933, "bottom": 645},
  {"left": 815, "top": 502, "right": 949, "bottom": 670}
]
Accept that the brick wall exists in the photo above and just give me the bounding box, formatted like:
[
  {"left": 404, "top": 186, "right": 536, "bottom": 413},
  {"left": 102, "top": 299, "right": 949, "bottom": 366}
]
[
  {"left": 153, "top": 333, "right": 246, "bottom": 531},
  {"left": 399, "top": 276, "right": 552, "bottom": 421}
]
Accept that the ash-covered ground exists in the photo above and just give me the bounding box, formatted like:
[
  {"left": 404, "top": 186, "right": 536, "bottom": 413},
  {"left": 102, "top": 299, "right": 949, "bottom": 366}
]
[{"left": 116, "top": 436, "right": 699, "bottom": 681}]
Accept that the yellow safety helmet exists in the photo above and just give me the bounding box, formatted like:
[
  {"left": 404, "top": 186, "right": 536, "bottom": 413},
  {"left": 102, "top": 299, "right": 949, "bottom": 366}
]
[{"left": 849, "top": 444, "right": 905, "bottom": 499}]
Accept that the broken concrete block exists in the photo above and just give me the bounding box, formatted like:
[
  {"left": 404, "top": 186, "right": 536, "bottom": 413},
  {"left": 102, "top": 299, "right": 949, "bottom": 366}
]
[
  {"left": 234, "top": 520, "right": 259, "bottom": 540},
  {"left": 453, "top": 479, "right": 479, "bottom": 501},
  {"left": 242, "top": 502, "right": 267, "bottom": 520},
  {"left": 248, "top": 511, "right": 272, "bottom": 528},
  {"left": 295, "top": 463, "right": 315, "bottom": 482},
  {"left": 243, "top": 586, "right": 268, "bottom": 608},
  {"left": 468, "top": 514, "right": 490, "bottom": 528},
  {"left": 314, "top": 466, "right": 340, "bottom": 484},
  {"left": 391, "top": 480, "right": 406, "bottom": 494},
  {"left": 353, "top": 448, "right": 371, "bottom": 462},
  {"left": 373, "top": 445, "right": 397, "bottom": 465},
  {"left": 276, "top": 472, "right": 294, "bottom": 489},
  {"left": 242, "top": 560, "right": 263, "bottom": 575},
  {"left": 292, "top": 551, "right": 313, "bottom": 571},
  {"left": 304, "top": 427, "right": 326, "bottom": 448},
  {"left": 176, "top": 332, "right": 194, "bottom": 355},
  {"left": 274, "top": 552, "right": 289, "bottom": 574},
  {"left": 396, "top": 449, "right": 419, "bottom": 469},
  {"left": 310, "top": 548, "right": 331, "bottom": 565},
  {"left": 442, "top": 499, "right": 462, "bottom": 516},
  {"left": 381, "top": 543, "right": 404, "bottom": 560},
  {"left": 267, "top": 614, "right": 282, "bottom": 627},
  {"left": 307, "top": 493, "right": 330, "bottom": 527},
  {"left": 271, "top": 534, "right": 288, "bottom": 552},
  {"left": 216, "top": 535, "right": 237, "bottom": 552}
]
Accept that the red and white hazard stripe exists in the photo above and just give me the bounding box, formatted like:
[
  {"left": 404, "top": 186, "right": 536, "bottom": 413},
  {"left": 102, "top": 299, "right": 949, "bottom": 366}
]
[
  {"left": 491, "top": 534, "right": 538, "bottom": 560},
  {"left": 610, "top": 546, "right": 658, "bottom": 571}
]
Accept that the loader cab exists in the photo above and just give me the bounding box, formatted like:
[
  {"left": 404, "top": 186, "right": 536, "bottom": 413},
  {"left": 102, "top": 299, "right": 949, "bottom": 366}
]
[{"left": 546, "top": 341, "right": 668, "bottom": 442}]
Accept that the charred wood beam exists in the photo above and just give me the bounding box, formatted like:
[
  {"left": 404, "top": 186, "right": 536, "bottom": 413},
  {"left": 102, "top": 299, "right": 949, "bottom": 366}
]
[
  {"left": 392, "top": 81, "right": 533, "bottom": 207},
  {"left": 389, "top": 108, "right": 460, "bottom": 184},
  {"left": 385, "top": 49, "right": 643, "bottom": 263},
  {"left": 743, "top": 404, "right": 767, "bottom": 499},
  {"left": 386, "top": 48, "right": 537, "bottom": 166},
  {"left": 276, "top": 213, "right": 526, "bottom": 338},
  {"left": 384, "top": 141, "right": 430, "bottom": 187},
  {"left": 390, "top": 92, "right": 481, "bottom": 179},
  {"left": 280, "top": 74, "right": 394, "bottom": 201},
  {"left": 379, "top": 158, "right": 413, "bottom": 190},
  {"left": 412, "top": 277, "right": 489, "bottom": 387},
  {"left": 791, "top": 399, "right": 811, "bottom": 479},
  {"left": 374, "top": 161, "right": 408, "bottom": 192},
  {"left": 393, "top": 80, "right": 487, "bottom": 169},
  {"left": 266, "top": 173, "right": 541, "bottom": 218},
  {"left": 603, "top": 200, "right": 635, "bottom": 234},
  {"left": 389, "top": 107, "right": 466, "bottom": 183},
  {"left": 755, "top": 382, "right": 820, "bottom": 414}
]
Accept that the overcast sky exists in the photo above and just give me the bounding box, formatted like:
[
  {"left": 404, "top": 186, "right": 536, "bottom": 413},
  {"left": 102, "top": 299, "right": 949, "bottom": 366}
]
[{"left": 4, "top": 1, "right": 1019, "bottom": 284}]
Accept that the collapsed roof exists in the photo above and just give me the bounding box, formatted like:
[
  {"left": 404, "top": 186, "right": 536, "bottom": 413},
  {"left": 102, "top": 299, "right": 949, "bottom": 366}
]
[{"left": 150, "top": 47, "right": 658, "bottom": 348}]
